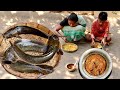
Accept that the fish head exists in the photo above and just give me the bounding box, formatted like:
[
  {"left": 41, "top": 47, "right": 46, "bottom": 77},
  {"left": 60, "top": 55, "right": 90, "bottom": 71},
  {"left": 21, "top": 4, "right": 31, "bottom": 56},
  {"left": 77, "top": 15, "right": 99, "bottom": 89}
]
[
  {"left": 3, "top": 32, "right": 12, "bottom": 38},
  {"left": 47, "top": 35, "right": 59, "bottom": 48},
  {"left": 48, "top": 34, "right": 59, "bottom": 41},
  {"left": 3, "top": 47, "right": 17, "bottom": 64},
  {"left": 4, "top": 26, "right": 21, "bottom": 38}
]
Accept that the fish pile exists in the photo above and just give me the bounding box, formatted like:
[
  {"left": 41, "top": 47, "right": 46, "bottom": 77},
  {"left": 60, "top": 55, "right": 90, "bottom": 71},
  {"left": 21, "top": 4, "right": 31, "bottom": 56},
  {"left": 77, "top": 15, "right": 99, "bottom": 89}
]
[{"left": 0, "top": 23, "right": 63, "bottom": 79}]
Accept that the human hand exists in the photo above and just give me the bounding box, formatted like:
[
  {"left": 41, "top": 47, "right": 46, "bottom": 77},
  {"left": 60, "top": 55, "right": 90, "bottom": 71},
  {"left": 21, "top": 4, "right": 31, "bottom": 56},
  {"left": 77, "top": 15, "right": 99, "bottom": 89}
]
[
  {"left": 91, "top": 39, "right": 95, "bottom": 47},
  {"left": 101, "top": 38, "right": 107, "bottom": 46}
]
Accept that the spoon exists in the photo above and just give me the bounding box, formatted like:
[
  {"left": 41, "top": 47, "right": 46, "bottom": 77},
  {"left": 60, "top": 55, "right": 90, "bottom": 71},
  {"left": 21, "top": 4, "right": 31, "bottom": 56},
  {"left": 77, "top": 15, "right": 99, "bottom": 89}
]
[{"left": 73, "top": 60, "right": 79, "bottom": 69}]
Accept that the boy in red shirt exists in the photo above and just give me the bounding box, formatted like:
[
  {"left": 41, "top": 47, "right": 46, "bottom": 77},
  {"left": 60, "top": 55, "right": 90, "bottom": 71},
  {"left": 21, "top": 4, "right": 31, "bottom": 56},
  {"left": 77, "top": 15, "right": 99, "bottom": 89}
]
[{"left": 90, "top": 11, "right": 111, "bottom": 46}]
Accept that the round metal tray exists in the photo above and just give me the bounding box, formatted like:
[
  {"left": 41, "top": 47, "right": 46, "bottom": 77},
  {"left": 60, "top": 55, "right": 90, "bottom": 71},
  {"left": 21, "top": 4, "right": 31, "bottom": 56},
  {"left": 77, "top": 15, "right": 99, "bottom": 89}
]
[
  {"left": 78, "top": 48, "right": 112, "bottom": 79},
  {"left": 62, "top": 43, "right": 78, "bottom": 53},
  {"left": 0, "top": 22, "right": 62, "bottom": 79}
]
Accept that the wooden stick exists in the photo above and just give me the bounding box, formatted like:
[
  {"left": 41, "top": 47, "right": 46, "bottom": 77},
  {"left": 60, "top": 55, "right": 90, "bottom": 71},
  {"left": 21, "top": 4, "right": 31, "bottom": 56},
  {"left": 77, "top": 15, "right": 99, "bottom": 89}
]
[{"left": 57, "top": 31, "right": 66, "bottom": 42}]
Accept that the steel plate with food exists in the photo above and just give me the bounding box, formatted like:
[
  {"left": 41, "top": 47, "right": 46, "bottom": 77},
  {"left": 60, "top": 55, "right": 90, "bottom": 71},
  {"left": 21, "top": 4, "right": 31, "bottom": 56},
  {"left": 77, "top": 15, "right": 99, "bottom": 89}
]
[
  {"left": 91, "top": 42, "right": 103, "bottom": 49},
  {"left": 62, "top": 43, "right": 78, "bottom": 53},
  {"left": 78, "top": 48, "right": 112, "bottom": 79}
]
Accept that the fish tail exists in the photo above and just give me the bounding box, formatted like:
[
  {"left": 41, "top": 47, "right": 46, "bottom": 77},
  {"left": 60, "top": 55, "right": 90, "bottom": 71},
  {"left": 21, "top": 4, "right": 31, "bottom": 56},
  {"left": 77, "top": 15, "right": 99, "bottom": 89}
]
[{"left": 37, "top": 73, "right": 45, "bottom": 79}]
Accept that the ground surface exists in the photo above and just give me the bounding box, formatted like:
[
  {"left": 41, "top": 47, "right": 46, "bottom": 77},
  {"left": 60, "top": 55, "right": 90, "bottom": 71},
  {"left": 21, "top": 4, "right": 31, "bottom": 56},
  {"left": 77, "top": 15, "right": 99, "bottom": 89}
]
[{"left": 0, "top": 11, "right": 120, "bottom": 79}]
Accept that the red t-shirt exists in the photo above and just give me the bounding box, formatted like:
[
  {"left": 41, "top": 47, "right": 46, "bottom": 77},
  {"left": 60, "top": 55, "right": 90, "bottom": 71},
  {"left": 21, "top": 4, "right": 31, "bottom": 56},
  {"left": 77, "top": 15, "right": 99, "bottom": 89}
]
[{"left": 91, "top": 19, "right": 110, "bottom": 39}]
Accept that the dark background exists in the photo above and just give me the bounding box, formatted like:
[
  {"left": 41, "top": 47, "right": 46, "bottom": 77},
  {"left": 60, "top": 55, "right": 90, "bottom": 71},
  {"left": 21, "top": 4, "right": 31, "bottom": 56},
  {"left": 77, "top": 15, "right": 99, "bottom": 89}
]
[{"left": 1, "top": 0, "right": 120, "bottom": 11}]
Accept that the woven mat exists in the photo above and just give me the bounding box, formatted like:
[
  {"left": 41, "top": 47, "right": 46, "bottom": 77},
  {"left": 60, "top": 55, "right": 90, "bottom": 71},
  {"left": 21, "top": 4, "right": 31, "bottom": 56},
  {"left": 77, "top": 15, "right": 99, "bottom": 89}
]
[{"left": 1, "top": 34, "right": 61, "bottom": 79}]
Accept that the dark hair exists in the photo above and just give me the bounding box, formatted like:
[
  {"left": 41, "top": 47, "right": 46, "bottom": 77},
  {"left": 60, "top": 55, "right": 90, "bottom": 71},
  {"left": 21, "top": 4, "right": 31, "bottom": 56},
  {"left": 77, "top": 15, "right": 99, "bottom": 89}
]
[
  {"left": 68, "top": 13, "right": 78, "bottom": 22},
  {"left": 98, "top": 11, "right": 108, "bottom": 21}
]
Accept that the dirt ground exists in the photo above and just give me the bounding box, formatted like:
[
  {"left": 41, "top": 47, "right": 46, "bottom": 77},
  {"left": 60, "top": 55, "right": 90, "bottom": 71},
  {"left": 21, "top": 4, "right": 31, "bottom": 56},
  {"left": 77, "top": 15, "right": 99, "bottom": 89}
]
[{"left": 0, "top": 11, "right": 120, "bottom": 79}]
